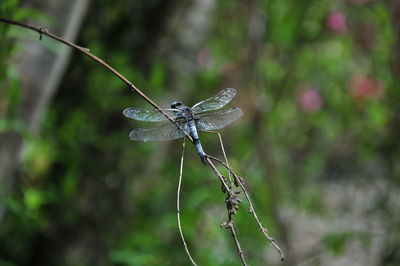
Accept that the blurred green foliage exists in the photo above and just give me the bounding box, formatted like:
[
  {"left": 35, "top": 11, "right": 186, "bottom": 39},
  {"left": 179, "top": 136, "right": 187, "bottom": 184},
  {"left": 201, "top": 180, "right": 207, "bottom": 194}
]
[{"left": 1, "top": 0, "right": 400, "bottom": 265}]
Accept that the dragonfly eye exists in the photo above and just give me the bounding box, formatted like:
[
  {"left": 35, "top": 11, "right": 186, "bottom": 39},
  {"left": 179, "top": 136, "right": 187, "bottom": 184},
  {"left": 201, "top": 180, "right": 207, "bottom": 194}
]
[{"left": 171, "top": 101, "right": 182, "bottom": 109}]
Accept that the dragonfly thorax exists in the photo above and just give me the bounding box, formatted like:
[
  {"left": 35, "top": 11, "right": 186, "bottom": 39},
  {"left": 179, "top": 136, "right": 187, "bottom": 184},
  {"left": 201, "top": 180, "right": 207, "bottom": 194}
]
[{"left": 175, "top": 106, "right": 196, "bottom": 122}]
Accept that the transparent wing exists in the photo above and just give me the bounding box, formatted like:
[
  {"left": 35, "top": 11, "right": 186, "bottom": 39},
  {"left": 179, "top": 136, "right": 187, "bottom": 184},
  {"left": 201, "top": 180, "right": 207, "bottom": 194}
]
[
  {"left": 191, "top": 88, "right": 237, "bottom": 114},
  {"left": 123, "top": 107, "right": 177, "bottom": 122},
  {"left": 129, "top": 121, "right": 190, "bottom": 142},
  {"left": 196, "top": 107, "right": 243, "bottom": 131}
]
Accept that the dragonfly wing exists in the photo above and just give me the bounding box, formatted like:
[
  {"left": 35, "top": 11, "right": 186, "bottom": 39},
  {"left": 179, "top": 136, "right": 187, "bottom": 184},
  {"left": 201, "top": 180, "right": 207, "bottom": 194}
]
[
  {"left": 123, "top": 107, "right": 177, "bottom": 122},
  {"left": 191, "top": 88, "right": 237, "bottom": 114},
  {"left": 196, "top": 107, "right": 243, "bottom": 131},
  {"left": 129, "top": 121, "right": 190, "bottom": 142}
]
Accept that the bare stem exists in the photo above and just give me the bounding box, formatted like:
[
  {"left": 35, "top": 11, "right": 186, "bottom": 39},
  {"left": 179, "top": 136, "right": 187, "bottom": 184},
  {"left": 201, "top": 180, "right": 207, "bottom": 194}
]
[
  {"left": 177, "top": 139, "right": 197, "bottom": 265},
  {"left": 0, "top": 18, "right": 194, "bottom": 143},
  {"left": 207, "top": 155, "right": 285, "bottom": 261},
  {"left": 206, "top": 157, "right": 231, "bottom": 194},
  {"left": 206, "top": 157, "right": 248, "bottom": 265},
  {"left": 202, "top": 130, "right": 233, "bottom": 186},
  {"left": 225, "top": 221, "right": 247, "bottom": 266}
]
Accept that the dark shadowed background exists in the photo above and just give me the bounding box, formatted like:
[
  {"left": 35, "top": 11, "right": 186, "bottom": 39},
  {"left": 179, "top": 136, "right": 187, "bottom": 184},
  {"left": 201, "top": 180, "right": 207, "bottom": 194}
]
[{"left": 1, "top": 0, "right": 400, "bottom": 265}]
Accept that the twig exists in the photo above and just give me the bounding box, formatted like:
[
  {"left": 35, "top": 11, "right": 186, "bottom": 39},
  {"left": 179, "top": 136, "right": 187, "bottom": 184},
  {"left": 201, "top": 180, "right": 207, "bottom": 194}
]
[
  {"left": 0, "top": 18, "right": 194, "bottom": 143},
  {"left": 177, "top": 139, "right": 197, "bottom": 266},
  {"left": 202, "top": 130, "right": 233, "bottom": 186},
  {"left": 206, "top": 157, "right": 248, "bottom": 265},
  {"left": 206, "top": 157, "right": 231, "bottom": 195},
  {"left": 207, "top": 155, "right": 285, "bottom": 261},
  {"left": 223, "top": 221, "right": 247, "bottom": 266}
]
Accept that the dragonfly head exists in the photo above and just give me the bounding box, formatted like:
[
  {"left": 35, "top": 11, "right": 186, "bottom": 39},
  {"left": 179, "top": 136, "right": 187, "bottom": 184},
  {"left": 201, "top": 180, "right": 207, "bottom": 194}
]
[{"left": 171, "top": 101, "right": 183, "bottom": 109}]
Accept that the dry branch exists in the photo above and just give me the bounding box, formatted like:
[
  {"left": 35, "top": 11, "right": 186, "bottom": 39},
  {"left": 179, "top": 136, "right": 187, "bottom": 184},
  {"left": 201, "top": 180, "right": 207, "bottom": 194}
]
[
  {"left": 177, "top": 139, "right": 198, "bottom": 265},
  {"left": 207, "top": 155, "right": 285, "bottom": 261}
]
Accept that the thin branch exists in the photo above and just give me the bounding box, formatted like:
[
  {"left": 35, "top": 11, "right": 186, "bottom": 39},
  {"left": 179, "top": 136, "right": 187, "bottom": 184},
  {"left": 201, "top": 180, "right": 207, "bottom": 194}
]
[
  {"left": 224, "top": 221, "right": 247, "bottom": 266},
  {"left": 202, "top": 130, "right": 233, "bottom": 186},
  {"left": 177, "top": 139, "right": 197, "bottom": 266},
  {"left": 207, "top": 155, "right": 285, "bottom": 261},
  {"left": 0, "top": 18, "right": 194, "bottom": 143},
  {"left": 205, "top": 157, "right": 231, "bottom": 194},
  {"left": 205, "top": 157, "right": 248, "bottom": 265}
]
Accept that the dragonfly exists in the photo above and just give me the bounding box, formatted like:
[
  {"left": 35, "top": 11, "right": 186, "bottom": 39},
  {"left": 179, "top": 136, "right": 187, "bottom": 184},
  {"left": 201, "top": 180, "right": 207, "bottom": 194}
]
[{"left": 123, "top": 88, "right": 243, "bottom": 164}]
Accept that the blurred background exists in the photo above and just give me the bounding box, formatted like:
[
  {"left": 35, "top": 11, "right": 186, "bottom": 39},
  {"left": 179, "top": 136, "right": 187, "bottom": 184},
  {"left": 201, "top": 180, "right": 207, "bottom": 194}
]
[{"left": 1, "top": 0, "right": 400, "bottom": 265}]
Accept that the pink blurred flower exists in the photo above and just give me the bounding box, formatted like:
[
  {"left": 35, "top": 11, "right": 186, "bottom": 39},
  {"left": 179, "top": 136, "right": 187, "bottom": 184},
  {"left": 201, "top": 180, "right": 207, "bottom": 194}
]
[
  {"left": 326, "top": 12, "right": 347, "bottom": 34},
  {"left": 349, "top": 75, "right": 384, "bottom": 100},
  {"left": 297, "top": 88, "right": 323, "bottom": 112}
]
